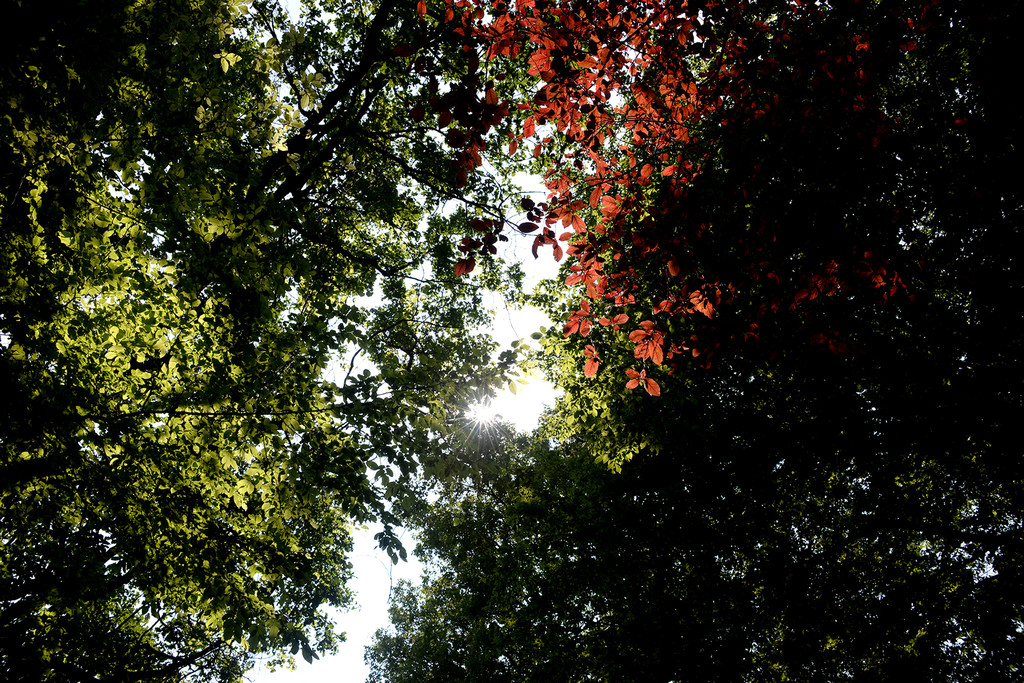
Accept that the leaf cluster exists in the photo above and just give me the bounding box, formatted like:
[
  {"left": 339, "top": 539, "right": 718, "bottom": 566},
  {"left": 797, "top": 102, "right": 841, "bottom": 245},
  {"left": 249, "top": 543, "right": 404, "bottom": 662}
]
[
  {"left": 366, "top": 1, "right": 1024, "bottom": 681},
  {"left": 0, "top": 0, "right": 528, "bottom": 679}
]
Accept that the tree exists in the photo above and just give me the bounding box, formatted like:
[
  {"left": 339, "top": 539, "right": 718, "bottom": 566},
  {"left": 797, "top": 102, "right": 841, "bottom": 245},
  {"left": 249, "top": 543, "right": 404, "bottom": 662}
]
[
  {"left": 0, "top": 0, "right": 521, "bottom": 679},
  {"left": 367, "top": 1, "right": 1024, "bottom": 680},
  {"left": 368, "top": 339, "right": 1024, "bottom": 680},
  {"left": 450, "top": 0, "right": 1022, "bottom": 382}
]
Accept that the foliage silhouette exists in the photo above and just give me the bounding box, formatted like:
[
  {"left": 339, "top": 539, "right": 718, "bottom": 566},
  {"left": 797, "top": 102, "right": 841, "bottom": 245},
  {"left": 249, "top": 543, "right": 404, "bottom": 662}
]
[{"left": 367, "top": 0, "right": 1024, "bottom": 681}]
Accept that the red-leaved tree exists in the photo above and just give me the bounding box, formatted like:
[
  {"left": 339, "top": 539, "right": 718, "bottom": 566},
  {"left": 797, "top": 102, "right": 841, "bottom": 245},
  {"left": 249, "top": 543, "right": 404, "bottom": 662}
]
[{"left": 439, "top": 0, "right": 973, "bottom": 393}]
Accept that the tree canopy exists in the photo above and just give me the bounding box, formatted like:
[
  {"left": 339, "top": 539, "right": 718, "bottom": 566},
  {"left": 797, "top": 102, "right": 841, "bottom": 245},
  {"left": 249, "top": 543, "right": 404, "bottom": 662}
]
[
  {"left": 369, "top": 417, "right": 1022, "bottom": 681},
  {"left": 1, "top": 0, "right": 524, "bottom": 679},
  {"left": 447, "top": 0, "right": 1022, "bottom": 383},
  {"left": 367, "top": 0, "right": 1024, "bottom": 681},
  {"left": 4, "top": 0, "right": 1022, "bottom": 680}
]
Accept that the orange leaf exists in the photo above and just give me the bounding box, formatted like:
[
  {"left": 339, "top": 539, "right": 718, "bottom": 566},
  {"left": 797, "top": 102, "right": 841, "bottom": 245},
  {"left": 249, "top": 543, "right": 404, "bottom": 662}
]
[
  {"left": 600, "top": 195, "right": 619, "bottom": 218},
  {"left": 651, "top": 343, "right": 664, "bottom": 365},
  {"left": 523, "top": 116, "right": 536, "bottom": 138},
  {"left": 644, "top": 377, "right": 661, "bottom": 396},
  {"left": 585, "top": 357, "right": 600, "bottom": 377}
]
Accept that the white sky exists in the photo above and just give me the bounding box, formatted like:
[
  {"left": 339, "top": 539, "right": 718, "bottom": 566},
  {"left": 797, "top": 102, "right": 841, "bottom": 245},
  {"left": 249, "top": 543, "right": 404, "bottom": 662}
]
[
  {"left": 245, "top": 5, "right": 562, "bottom": 679},
  {"left": 246, "top": 179, "right": 560, "bottom": 683},
  {"left": 249, "top": 241, "right": 560, "bottom": 683}
]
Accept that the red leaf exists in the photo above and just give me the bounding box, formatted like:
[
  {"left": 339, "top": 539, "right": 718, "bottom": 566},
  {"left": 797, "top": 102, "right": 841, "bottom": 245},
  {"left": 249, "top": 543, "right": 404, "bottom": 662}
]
[
  {"left": 585, "top": 357, "right": 600, "bottom": 377},
  {"left": 690, "top": 292, "right": 715, "bottom": 318},
  {"left": 600, "top": 195, "right": 619, "bottom": 218},
  {"left": 523, "top": 116, "right": 536, "bottom": 138},
  {"left": 416, "top": 0, "right": 426, "bottom": 16},
  {"left": 454, "top": 257, "right": 475, "bottom": 277},
  {"left": 651, "top": 343, "right": 664, "bottom": 365},
  {"left": 644, "top": 377, "right": 661, "bottom": 396}
]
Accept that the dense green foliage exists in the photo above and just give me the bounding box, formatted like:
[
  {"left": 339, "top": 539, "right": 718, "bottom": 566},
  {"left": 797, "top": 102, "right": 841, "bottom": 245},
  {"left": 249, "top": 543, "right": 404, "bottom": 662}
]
[
  {"left": 0, "top": 0, "right": 520, "bottom": 679},
  {"left": 370, "top": 340, "right": 1024, "bottom": 679},
  {"left": 367, "top": 0, "right": 1024, "bottom": 681}
]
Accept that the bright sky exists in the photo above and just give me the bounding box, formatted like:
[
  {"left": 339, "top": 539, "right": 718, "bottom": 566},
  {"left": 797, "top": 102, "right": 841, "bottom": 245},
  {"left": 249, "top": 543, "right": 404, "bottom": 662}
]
[
  {"left": 243, "top": 5, "right": 562, "bottom": 678},
  {"left": 249, "top": 239, "right": 560, "bottom": 683}
]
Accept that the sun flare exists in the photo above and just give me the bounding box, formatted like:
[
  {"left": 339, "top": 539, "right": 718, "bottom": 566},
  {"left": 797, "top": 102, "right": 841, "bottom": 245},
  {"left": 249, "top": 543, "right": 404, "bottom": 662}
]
[{"left": 465, "top": 399, "right": 500, "bottom": 425}]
